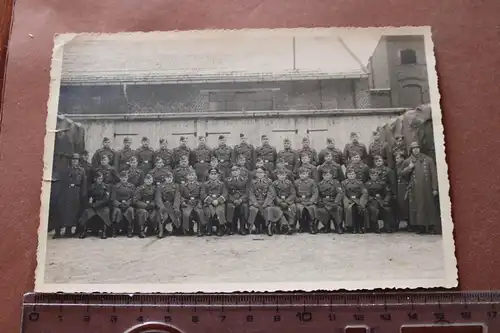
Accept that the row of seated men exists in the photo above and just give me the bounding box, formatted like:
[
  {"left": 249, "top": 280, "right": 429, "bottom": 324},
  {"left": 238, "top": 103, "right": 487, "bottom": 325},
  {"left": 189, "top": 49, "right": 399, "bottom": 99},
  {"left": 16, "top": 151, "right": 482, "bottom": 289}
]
[{"left": 60, "top": 150, "right": 408, "bottom": 239}]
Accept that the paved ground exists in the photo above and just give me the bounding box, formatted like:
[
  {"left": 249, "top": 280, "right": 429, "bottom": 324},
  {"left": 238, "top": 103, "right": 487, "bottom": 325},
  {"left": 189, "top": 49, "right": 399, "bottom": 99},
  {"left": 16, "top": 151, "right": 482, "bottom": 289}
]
[{"left": 43, "top": 232, "right": 445, "bottom": 285}]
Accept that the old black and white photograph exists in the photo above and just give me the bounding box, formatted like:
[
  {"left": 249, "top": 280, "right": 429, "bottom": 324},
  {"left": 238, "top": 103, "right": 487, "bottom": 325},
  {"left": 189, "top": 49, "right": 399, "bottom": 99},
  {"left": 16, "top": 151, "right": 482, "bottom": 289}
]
[{"left": 36, "top": 27, "right": 457, "bottom": 292}]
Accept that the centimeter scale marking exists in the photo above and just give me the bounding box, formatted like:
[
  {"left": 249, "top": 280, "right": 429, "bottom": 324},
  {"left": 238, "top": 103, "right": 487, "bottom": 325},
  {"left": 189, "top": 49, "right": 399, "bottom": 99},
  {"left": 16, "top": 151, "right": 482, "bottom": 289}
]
[{"left": 22, "top": 291, "right": 499, "bottom": 333}]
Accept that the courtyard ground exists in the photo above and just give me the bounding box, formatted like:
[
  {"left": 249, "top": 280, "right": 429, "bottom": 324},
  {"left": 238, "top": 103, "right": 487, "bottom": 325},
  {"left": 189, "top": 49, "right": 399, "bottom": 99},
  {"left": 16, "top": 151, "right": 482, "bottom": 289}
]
[{"left": 42, "top": 232, "right": 445, "bottom": 286}]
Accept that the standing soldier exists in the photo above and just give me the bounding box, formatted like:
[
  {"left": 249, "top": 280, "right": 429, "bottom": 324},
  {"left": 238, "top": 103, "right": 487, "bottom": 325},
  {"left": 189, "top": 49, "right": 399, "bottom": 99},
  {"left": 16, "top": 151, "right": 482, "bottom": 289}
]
[
  {"left": 174, "top": 155, "right": 193, "bottom": 185},
  {"left": 133, "top": 174, "right": 158, "bottom": 238},
  {"left": 248, "top": 166, "right": 284, "bottom": 235},
  {"left": 232, "top": 133, "right": 255, "bottom": 171},
  {"left": 54, "top": 153, "right": 87, "bottom": 239},
  {"left": 368, "top": 130, "right": 389, "bottom": 168},
  {"left": 294, "top": 167, "right": 319, "bottom": 234},
  {"left": 93, "top": 154, "right": 119, "bottom": 186},
  {"left": 277, "top": 138, "right": 299, "bottom": 174},
  {"left": 317, "top": 152, "right": 344, "bottom": 182},
  {"left": 114, "top": 137, "right": 135, "bottom": 172},
  {"left": 78, "top": 172, "right": 111, "bottom": 239},
  {"left": 225, "top": 166, "right": 249, "bottom": 235},
  {"left": 155, "top": 171, "right": 181, "bottom": 238},
  {"left": 136, "top": 137, "right": 155, "bottom": 175},
  {"left": 173, "top": 136, "right": 192, "bottom": 168},
  {"left": 298, "top": 137, "right": 318, "bottom": 166},
  {"left": 372, "top": 155, "right": 397, "bottom": 199},
  {"left": 79, "top": 150, "right": 92, "bottom": 188},
  {"left": 394, "top": 152, "right": 409, "bottom": 229},
  {"left": 91, "top": 137, "right": 115, "bottom": 169},
  {"left": 389, "top": 135, "right": 407, "bottom": 169},
  {"left": 296, "top": 154, "right": 318, "bottom": 180},
  {"left": 126, "top": 156, "right": 144, "bottom": 188},
  {"left": 365, "top": 169, "right": 394, "bottom": 233},
  {"left": 316, "top": 169, "right": 344, "bottom": 234},
  {"left": 155, "top": 138, "right": 174, "bottom": 170},
  {"left": 149, "top": 157, "right": 172, "bottom": 186},
  {"left": 235, "top": 155, "right": 250, "bottom": 182},
  {"left": 346, "top": 152, "right": 370, "bottom": 183},
  {"left": 255, "top": 134, "right": 277, "bottom": 172},
  {"left": 343, "top": 132, "right": 368, "bottom": 165},
  {"left": 341, "top": 168, "right": 368, "bottom": 234},
  {"left": 212, "top": 135, "right": 233, "bottom": 178},
  {"left": 179, "top": 169, "right": 207, "bottom": 236},
  {"left": 318, "top": 138, "right": 343, "bottom": 166},
  {"left": 191, "top": 136, "right": 212, "bottom": 181},
  {"left": 269, "top": 168, "right": 297, "bottom": 235},
  {"left": 202, "top": 168, "right": 227, "bottom": 236},
  {"left": 111, "top": 171, "right": 135, "bottom": 238}
]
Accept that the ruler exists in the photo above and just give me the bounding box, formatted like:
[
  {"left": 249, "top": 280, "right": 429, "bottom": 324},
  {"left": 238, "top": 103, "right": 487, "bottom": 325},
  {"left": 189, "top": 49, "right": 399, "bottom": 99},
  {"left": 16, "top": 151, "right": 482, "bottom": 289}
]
[{"left": 21, "top": 291, "right": 497, "bottom": 333}]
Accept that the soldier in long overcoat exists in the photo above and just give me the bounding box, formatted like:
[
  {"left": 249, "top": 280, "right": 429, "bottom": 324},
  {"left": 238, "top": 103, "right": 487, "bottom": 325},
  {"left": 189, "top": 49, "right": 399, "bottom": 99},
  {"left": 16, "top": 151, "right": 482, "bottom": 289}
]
[
  {"left": 133, "top": 174, "right": 158, "bottom": 238},
  {"left": 400, "top": 141, "right": 440, "bottom": 234},
  {"left": 277, "top": 138, "right": 299, "bottom": 174},
  {"left": 225, "top": 166, "right": 249, "bottom": 235},
  {"left": 294, "top": 167, "right": 319, "bottom": 234},
  {"left": 78, "top": 171, "right": 111, "bottom": 239},
  {"left": 54, "top": 153, "right": 87, "bottom": 238},
  {"left": 248, "top": 167, "right": 283, "bottom": 235},
  {"left": 341, "top": 168, "right": 368, "bottom": 234},
  {"left": 191, "top": 136, "right": 212, "bottom": 181},
  {"left": 318, "top": 138, "right": 343, "bottom": 166},
  {"left": 212, "top": 135, "right": 232, "bottom": 178},
  {"left": 114, "top": 137, "right": 136, "bottom": 172},
  {"left": 268, "top": 168, "right": 297, "bottom": 234},
  {"left": 297, "top": 137, "right": 318, "bottom": 166},
  {"left": 343, "top": 132, "right": 368, "bottom": 165},
  {"left": 202, "top": 168, "right": 227, "bottom": 236},
  {"left": 317, "top": 152, "right": 345, "bottom": 182},
  {"left": 173, "top": 136, "right": 192, "bottom": 168},
  {"left": 255, "top": 134, "right": 277, "bottom": 172},
  {"left": 365, "top": 169, "right": 394, "bottom": 233},
  {"left": 126, "top": 156, "right": 145, "bottom": 188},
  {"left": 136, "top": 137, "right": 155, "bottom": 175},
  {"left": 174, "top": 155, "right": 193, "bottom": 185},
  {"left": 149, "top": 157, "right": 172, "bottom": 186},
  {"left": 179, "top": 169, "right": 207, "bottom": 236},
  {"left": 154, "top": 138, "right": 174, "bottom": 170},
  {"left": 155, "top": 171, "right": 181, "bottom": 238},
  {"left": 111, "top": 171, "right": 135, "bottom": 237},
  {"left": 91, "top": 137, "right": 115, "bottom": 169},
  {"left": 316, "top": 169, "right": 344, "bottom": 234}
]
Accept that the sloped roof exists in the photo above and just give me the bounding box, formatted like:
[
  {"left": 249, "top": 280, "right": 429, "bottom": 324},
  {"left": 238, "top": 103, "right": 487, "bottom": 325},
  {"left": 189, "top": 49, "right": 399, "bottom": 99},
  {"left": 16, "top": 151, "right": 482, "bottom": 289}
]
[{"left": 59, "top": 31, "right": 381, "bottom": 85}]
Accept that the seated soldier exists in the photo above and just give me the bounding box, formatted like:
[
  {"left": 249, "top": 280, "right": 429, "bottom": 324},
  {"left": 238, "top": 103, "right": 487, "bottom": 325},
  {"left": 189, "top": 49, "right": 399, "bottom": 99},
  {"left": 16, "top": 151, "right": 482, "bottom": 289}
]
[
  {"left": 201, "top": 157, "right": 222, "bottom": 182},
  {"left": 294, "top": 166, "right": 319, "bottom": 234},
  {"left": 250, "top": 158, "right": 270, "bottom": 180},
  {"left": 179, "top": 169, "right": 207, "bottom": 236},
  {"left": 174, "top": 155, "right": 193, "bottom": 185},
  {"left": 296, "top": 154, "right": 318, "bottom": 181},
  {"left": 317, "top": 152, "right": 345, "bottom": 182},
  {"left": 155, "top": 171, "right": 181, "bottom": 238},
  {"left": 203, "top": 168, "right": 227, "bottom": 236},
  {"left": 248, "top": 166, "right": 284, "bottom": 236},
  {"left": 225, "top": 166, "right": 249, "bottom": 235},
  {"left": 346, "top": 152, "right": 370, "bottom": 183},
  {"left": 127, "top": 156, "right": 145, "bottom": 187},
  {"left": 149, "top": 157, "right": 172, "bottom": 186},
  {"left": 133, "top": 174, "right": 158, "bottom": 238},
  {"left": 269, "top": 168, "right": 297, "bottom": 235},
  {"left": 270, "top": 157, "right": 295, "bottom": 181},
  {"left": 341, "top": 168, "right": 368, "bottom": 234},
  {"left": 93, "top": 154, "right": 119, "bottom": 186},
  {"left": 78, "top": 172, "right": 111, "bottom": 239},
  {"left": 111, "top": 171, "right": 135, "bottom": 238},
  {"left": 236, "top": 154, "right": 250, "bottom": 182},
  {"left": 316, "top": 169, "right": 344, "bottom": 234},
  {"left": 365, "top": 169, "right": 394, "bottom": 233}
]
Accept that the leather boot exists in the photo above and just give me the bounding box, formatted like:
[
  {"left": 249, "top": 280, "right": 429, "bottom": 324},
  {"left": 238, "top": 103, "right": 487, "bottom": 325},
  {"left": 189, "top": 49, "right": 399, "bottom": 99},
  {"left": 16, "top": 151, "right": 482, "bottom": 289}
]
[
  {"left": 267, "top": 222, "right": 274, "bottom": 236},
  {"left": 78, "top": 229, "right": 87, "bottom": 239},
  {"left": 138, "top": 227, "right": 146, "bottom": 238},
  {"left": 52, "top": 228, "right": 62, "bottom": 239},
  {"left": 100, "top": 226, "right": 107, "bottom": 239},
  {"left": 111, "top": 227, "right": 117, "bottom": 238},
  {"left": 158, "top": 223, "right": 164, "bottom": 238}
]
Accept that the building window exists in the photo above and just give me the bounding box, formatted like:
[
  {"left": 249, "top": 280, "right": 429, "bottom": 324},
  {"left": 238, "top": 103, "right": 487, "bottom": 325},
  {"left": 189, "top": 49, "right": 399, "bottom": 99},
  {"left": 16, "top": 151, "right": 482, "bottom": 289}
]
[
  {"left": 206, "top": 88, "right": 278, "bottom": 112},
  {"left": 400, "top": 49, "right": 417, "bottom": 65}
]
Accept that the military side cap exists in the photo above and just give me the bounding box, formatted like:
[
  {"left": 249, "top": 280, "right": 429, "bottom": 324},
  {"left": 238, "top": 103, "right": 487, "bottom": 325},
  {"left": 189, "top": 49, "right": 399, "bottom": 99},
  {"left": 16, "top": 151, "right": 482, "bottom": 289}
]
[
  {"left": 82, "top": 150, "right": 89, "bottom": 155},
  {"left": 298, "top": 166, "right": 309, "bottom": 174},
  {"left": 231, "top": 166, "right": 240, "bottom": 171},
  {"left": 123, "top": 137, "right": 131, "bottom": 143},
  {"left": 141, "top": 136, "right": 149, "bottom": 141},
  {"left": 409, "top": 141, "right": 420, "bottom": 148},
  {"left": 180, "top": 136, "right": 186, "bottom": 140},
  {"left": 276, "top": 168, "right": 287, "bottom": 175},
  {"left": 71, "top": 153, "right": 80, "bottom": 160},
  {"left": 102, "top": 137, "right": 110, "bottom": 142},
  {"left": 218, "top": 135, "right": 225, "bottom": 140},
  {"left": 369, "top": 168, "right": 379, "bottom": 176},
  {"left": 261, "top": 134, "right": 268, "bottom": 139},
  {"left": 276, "top": 157, "right": 285, "bottom": 163},
  {"left": 283, "top": 138, "right": 291, "bottom": 143},
  {"left": 255, "top": 166, "right": 266, "bottom": 172},
  {"left": 255, "top": 157, "right": 263, "bottom": 163},
  {"left": 209, "top": 168, "right": 219, "bottom": 174},
  {"left": 165, "top": 171, "right": 173, "bottom": 177},
  {"left": 144, "top": 174, "right": 153, "bottom": 180},
  {"left": 350, "top": 132, "right": 357, "bottom": 137},
  {"left": 180, "top": 155, "right": 189, "bottom": 160},
  {"left": 159, "top": 138, "right": 166, "bottom": 144},
  {"left": 302, "top": 137, "right": 309, "bottom": 142},
  {"left": 119, "top": 171, "right": 128, "bottom": 178},
  {"left": 240, "top": 133, "right": 246, "bottom": 138},
  {"left": 322, "top": 168, "right": 332, "bottom": 175},
  {"left": 326, "top": 138, "right": 333, "bottom": 143}
]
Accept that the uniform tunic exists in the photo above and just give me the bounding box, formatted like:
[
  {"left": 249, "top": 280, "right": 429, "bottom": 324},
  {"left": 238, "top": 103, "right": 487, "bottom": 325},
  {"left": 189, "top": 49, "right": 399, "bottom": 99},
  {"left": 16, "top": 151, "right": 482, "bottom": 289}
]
[
  {"left": 114, "top": 147, "right": 136, "bottom": 172},
  {"left": 277, "top": 148, "right": 299, "bottom": 173},
  {"left": 126, "top": 167, "right": 144, "bottom": 188},
  {"left": 59, "top": 166, "right": 87, "bottom": 228},
  {"left": 248, "top": 177, "right": 281, "bottom": 225},
  {"left": 192, "top": 145, "right": 212, "bottom": 181},
  {"left": 346, "top": 162, "right": 370, "bottom": 183},
  {"left": 395, "top": 161, "right": 409, "bottom": 221},
  {"left": 154, "top": 148, "right": 174, "bottom": 170},
  {"left": 173, "top": 146, "right": 192, "bottom": 167},
  {"left": 91, "top": 147, "right": 116, "bottom": 169},
  {"left": 148, "top": 166, "right": 173, "bottom": 186},
  {"left": 111, "top": 182, "right": 135, "bottom": 225},
  {"left": 298, "top": 147, "right": 318, "bottom": 166},
  {"left": 316, "top": 179, "right": 343, "bottom": 227},
  {"left": 237, "top": 166, "right": 250, "bottom": 182},
  {"left": 269, "top": 179, "right": 297, "bottom": 224},
  {"left": 294, "top": 178, "right": 318, "bottom": 220},
  {"left": 343, "top": 142, "right": 368, "bottom": 164},
  {"left": 318, "top": 147, "right": 343, "bottom": 166},
  {"left": 93, "top": 165, "right": 119, "bottom": 185},
  {"left": 232, "top": 143, "right": 255, "bottom": 170},
  {"left": 296, "top": 162, "right": 318, "bottom": 180},
  {"left": 79, "top": 183, "right": 111, "bottom": 228},
  {"left": 365, "top": 179, "right": 392, "bottom": 228},
  {"left": 155, "top": 182, "right": 181, "bottom": 227},
  {"left": 317, "top": 161, "right": 345, "bottom": 182},
  {"left": 212, "top": 144, "right": 233, "bottom": 177},
  {"left": 135, "top": 146, "right": 155, "bottom": 174},
  {"left": 179, "top": 180, "right": 207, "bottom": 230},
  {"left": 225, "top": 176, "right": 249, "bottom": 223},
  {"left": 202, "top": 179, "right": 227, "bottom": 225},
  {"left": 368, "top": 140, "right": 388, "bottom": 167},
  {"left": 255, "top": 144, "right": 277, "bottom": 171},
  {"left": 270, "top": 167, "right": 295, "bottom": 182},
  {"left": 341, "top": 179, "right": 368, "bottom": 228},
  {"left": 133, "top": 183, "right": 158, "bottom": 229},
  {"left": 174, "top": 166, "right": 192, "bottom": 185}
]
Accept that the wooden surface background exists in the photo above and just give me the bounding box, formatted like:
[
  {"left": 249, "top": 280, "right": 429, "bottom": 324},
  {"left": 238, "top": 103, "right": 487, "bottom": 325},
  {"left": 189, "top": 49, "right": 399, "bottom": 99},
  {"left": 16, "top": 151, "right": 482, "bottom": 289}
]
[{"left": 1, "top": 1, "right": 500, "bottom": 332}]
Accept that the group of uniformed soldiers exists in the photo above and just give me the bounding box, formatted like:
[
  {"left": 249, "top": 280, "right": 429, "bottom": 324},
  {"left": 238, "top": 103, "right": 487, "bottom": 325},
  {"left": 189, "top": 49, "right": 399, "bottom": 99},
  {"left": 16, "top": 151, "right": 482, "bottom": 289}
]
[{"left": 52, "top": 130, "right": 432, "bottom": 239}]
